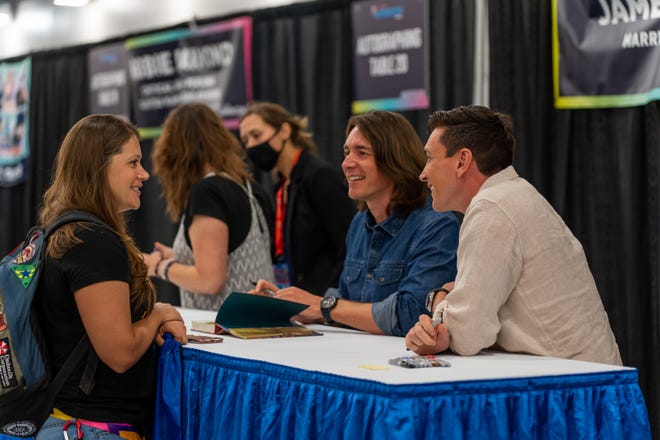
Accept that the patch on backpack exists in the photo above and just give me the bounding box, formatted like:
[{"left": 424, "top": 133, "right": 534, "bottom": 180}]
[
  {"left": 0, "top": 338, "right": 18, "bottom": 388},
  {"left": 1, "top": 420, "right": 38, "bottom": 437},
  {"left": 0, "top": 305, "right": 6, "bottom": 332},
  {"left": 10, "top": 243, "right": 37, "bottom": 265},
  {"left": 10, "top": 265, "right": 37, "bottom": 288}
]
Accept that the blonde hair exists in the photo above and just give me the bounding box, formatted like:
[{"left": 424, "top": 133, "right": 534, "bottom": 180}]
[{"left": 39, "top": 114, "right": 154, "bottom": 320}]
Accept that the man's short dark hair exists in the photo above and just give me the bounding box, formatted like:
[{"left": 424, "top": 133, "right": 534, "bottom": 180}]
[{"left": 427, "top": 105, "right": 516, "bottom": 176}]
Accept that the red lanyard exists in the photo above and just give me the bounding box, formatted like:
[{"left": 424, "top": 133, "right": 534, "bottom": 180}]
[{"left": 274, "top": 150, "right": 303, "bottom": 258}]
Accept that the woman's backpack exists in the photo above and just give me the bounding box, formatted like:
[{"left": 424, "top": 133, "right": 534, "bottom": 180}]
[{"left": 0, "top": 211, "right": 105, "bottom": 438}]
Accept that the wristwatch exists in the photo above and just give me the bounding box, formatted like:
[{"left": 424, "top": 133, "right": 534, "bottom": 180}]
[
  {"left": 320, "top": 296, "right": 339, "bottom": 324},
  {"left": 425, "top": 288, "right": 450, "bottom": 312}
]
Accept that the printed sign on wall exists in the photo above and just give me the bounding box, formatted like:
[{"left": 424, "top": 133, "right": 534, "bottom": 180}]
[
  {"left": 126, "top": 17, "right": 253, "bottom": 138},
  {"left": 89, "top": 43, "right": 130, "bottom": 118},
  {"left": 351, "top": 0, "right": 430, "bottom": 114},
  {"left": 0, "top": 58, "right": 30, "bottom": 187},
  {"left": 553, "top": 0, "right": 660, "bottom": 109}
]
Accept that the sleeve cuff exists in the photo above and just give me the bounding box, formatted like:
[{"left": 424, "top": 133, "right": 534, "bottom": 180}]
[
  {"left": 433, "top": 299, "right": 448, "bottom": 324},
  {"left": 324, "top": 287, "right": 340, "bottom": 298},
  {"left": 371, "top": 292, "right": 399, "bottom": 334}
]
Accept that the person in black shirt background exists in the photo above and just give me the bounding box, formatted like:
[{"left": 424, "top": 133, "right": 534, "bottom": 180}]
[
  {"left": 144, "top": 102, "right": 274, "bottom": 310},
  {"left": 239, "top": 101, "right": 356, "bottom": 295}
]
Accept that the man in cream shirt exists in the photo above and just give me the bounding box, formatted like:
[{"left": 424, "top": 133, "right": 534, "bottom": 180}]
[{"left": 405, "top": 105, "right": 621, "bottom": 365}]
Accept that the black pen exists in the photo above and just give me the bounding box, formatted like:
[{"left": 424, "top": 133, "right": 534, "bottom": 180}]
[{"left": 250, "top": 280, "right": 277, "bottom": 297}]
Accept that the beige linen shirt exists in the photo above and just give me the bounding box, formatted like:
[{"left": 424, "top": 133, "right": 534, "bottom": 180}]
[{"left": 435, "top": 166, "right": 622, "bottom": 365}]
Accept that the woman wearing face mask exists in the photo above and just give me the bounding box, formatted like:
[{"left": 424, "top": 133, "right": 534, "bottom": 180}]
[
  {"left": 239, "top": 101, "right": 356, "bottom": 295},
  {"left": 144, "top": 103, "right": 275, "bottom": 311}
]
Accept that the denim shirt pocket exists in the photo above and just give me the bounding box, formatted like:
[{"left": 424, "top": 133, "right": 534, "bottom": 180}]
[
  {"left": 342, "top": 262, "right": 362, "bottom": 288},
  {"left": 371, "top": 262, "right": 404, "bottom": 286}
]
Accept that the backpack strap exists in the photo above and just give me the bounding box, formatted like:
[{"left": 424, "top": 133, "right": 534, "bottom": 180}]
[
  {"left": 78, "top": 345, "right": 99, "bottom": 396},
  {"left": 46, "top": 334, "right": 92, "bottom": 401},
  {"left": 45, "top": 210, "right": 109, "bottom": 238},
  {"left": 43, "top": 210, "right": 111, "bottom": 400}
]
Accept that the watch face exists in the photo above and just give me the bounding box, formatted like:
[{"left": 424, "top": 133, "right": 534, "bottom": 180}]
[{"left": 321, "top": 296, "right": 337, "bottom": 310}]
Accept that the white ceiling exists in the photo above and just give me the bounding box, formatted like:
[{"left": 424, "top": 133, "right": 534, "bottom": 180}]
[{"left": 0, "top": 0, "right": 313, "bottom": 60}]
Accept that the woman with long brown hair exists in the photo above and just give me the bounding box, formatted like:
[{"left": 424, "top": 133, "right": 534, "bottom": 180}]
[
  {"left": 35, "top": 114, "right": 187, "bottom": 439},
  {"left": 145, "top": 102, "right": 274, "bottom": 310}
]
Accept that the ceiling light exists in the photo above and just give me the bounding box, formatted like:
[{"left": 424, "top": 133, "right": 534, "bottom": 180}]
[{"left": 53, "top": 0, "right": 89, "bottom": 7}]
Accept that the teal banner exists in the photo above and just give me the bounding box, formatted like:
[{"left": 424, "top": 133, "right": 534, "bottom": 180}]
[{"left": 0, "top": 58, "right": 30, "bottom": 187}]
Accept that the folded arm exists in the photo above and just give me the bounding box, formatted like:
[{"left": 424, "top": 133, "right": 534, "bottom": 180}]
[{"left": 75, "top": 281, "right": 186, "bottom": 373}]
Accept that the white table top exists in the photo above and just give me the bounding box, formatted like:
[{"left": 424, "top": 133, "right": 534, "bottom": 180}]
[{"left": 180, "top": 307, "right": 633, "bottom": 386}]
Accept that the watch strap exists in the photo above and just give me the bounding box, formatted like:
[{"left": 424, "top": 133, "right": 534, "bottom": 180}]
[{"left": 320, "top": 296, "right": 338, "bottom": 323}]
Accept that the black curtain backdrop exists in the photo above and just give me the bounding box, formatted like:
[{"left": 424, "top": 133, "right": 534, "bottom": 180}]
[
  {"left": 0, "top": 47, "right": 89, "bottom": 259},
  {"left": 0, "top": 0, "right": 656, "bottom": 436},
  {"left": 132, "top": 0, "right": 474, "bottom": 303},
  {"left": 249, "top": 0, "right": 473, "bottom": 168},
  {"left": 29, "top": 49, "right": 90, "bottom": 214},
  {"left": 490, "top": 0, "right": 659, "bottom": 435}
]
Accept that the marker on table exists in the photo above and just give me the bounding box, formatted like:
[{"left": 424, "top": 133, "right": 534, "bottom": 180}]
[{"left": 251, "top": 280, "right": 277, "bottom": 297}]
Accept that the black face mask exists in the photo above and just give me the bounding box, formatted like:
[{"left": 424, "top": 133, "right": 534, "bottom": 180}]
[{"left": 247, "top": 129, "right": 281, "bottom": 172}]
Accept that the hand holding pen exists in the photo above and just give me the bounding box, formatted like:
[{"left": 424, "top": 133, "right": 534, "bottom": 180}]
[{"left": 251, "top": 279, "right": 277, "bottom": 297}]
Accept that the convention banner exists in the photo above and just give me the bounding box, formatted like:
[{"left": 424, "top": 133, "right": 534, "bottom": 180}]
[
  {"left": 0, "top": 58, "right": 30, "bottom": 187},
  {"left": 126, "top": 16, "right": 252, "bottom": 138},
  {"left": 89, "top": 43, "right": 130, "bottom": 118},
  {"left": 351, "top": 0, "right": 430, "bottom": 114},
  {"left": 553, "top": 0, "right": 660, "bottom": 109}
]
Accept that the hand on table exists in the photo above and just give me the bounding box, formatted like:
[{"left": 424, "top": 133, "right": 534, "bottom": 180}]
[
  {"left": 247, "top": 280, "right": 324, "bottom": 323},
  {"left": 156, "top": 320, "right": 188, "bottom": 346},
  {"left": 405, "top": 314, "right": 450, "bottom": 355}
]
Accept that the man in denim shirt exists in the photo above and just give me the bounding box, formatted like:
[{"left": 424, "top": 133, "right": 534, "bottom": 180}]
[{"left": 253, "top": 111, "right": 459, "bottom": 336}]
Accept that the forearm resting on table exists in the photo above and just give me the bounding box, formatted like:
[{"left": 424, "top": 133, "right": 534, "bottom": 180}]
[
  {"left": 77, "top": 282, "right": 184, "bottom": 373},
  {"left": 90, "top": 311, "right": 178, "bottom": 374},
  {"left": 330, "top": 300, "right": 384, "bottom": 335}
]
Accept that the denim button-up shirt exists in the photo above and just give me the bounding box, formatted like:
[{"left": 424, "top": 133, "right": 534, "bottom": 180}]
[{"left": 332, "top": 198, "right": 459, "bottom": 336}]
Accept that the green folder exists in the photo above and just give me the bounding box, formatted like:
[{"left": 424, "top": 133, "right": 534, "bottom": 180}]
[{"left": 214, "top": 292, "right": 322, "bottom": 339}]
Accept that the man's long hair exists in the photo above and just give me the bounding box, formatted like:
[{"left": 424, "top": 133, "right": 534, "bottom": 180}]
[{"left": 345, "top": 111, "right": 428, "bottom": 216}]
